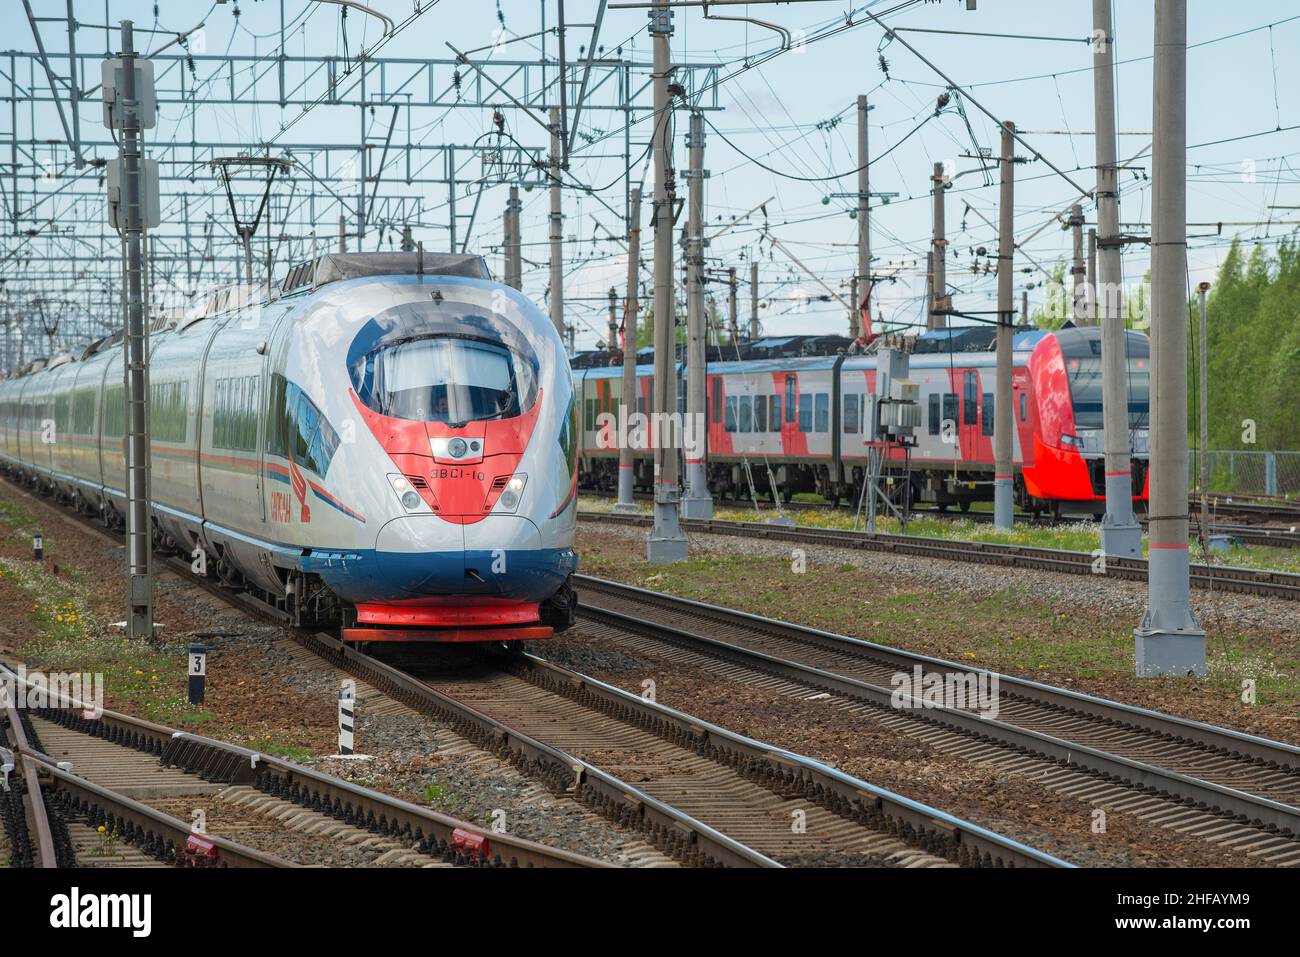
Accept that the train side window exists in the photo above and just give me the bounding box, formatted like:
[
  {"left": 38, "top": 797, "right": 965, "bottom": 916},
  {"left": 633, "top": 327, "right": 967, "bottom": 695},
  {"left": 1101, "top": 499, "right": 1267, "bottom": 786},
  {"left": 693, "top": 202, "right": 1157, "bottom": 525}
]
[
  {"left": 927, "top": 394, "right": 941, "bottom": 436},
  {"left": 844, "top": 394, "right": 858, "bottom": 434},
  {"left": 785, "top": 376, "right": 797, "bottom": 422},
  {"left": 1019, "top": 392, "right": 1027, "bottom": 421},
  {"left": 725, "top": 396, "right": 737, "bottom": 433},
  {"left": 798, "top": 393, "right": 812, "bottom": 433},
  {"left": 982, "top": 392, "right": 995, "bottom": 436},
  {"left": 753, "top": 395, "right": 767, "bottom": 431},
  {"left": 738, "top": 395, "right": 752, "bottom": 432},
  {"left": 942, "top": 393, "right": 958, "bottom": 432},
  {"left": 711, "top": 380, "right": 722, "bottom": 423},
  {"left": 963, "top": 371, "right": 978, "bottom": 425},
  {"left": 769, "top": 394, "right": 781, "bottom": 431},
  {"left": 584, "top": 398, "right": 595, "bottom": 432},
  {"left": 637, "top": 395, "right": 647, "bottom": 417},
  {"left": 815, "top": 393, "right": 829, "bottom": 433}
]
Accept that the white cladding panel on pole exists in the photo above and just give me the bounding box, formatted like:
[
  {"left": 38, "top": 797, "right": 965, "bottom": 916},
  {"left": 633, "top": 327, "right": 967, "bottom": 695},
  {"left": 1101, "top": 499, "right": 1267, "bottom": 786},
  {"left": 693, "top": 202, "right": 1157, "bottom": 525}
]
[
  {"left": 106, "top": 157, "right": 160, "bottom": 229},
  {"left": 100, "top": 58, "right": 157, "bottom": 130}
]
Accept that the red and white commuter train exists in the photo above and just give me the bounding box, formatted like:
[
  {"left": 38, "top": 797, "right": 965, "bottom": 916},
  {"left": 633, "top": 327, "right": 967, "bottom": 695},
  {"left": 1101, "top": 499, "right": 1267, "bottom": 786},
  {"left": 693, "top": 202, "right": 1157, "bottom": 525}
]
[{"left": 574, "top": 325, "right": 1151, "bottom": 516}]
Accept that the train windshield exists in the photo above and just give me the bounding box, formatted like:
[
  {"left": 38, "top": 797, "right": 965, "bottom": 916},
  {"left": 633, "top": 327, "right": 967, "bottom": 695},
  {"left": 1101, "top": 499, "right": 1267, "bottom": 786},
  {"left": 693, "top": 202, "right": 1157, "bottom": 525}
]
[
  {"left": 1065, "top": 356, "right": 1149, "bottom": 430},
  {"left": 349, "top": 300, "right": 540, "bottom": 424}
]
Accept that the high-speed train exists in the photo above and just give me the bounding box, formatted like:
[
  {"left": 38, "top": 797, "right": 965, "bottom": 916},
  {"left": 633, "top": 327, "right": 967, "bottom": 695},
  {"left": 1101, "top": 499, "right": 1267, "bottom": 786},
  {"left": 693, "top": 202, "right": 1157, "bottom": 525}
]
[
  {"left": 0, "top": 252, "right": 579, "bottom": 643},
  {"left": 574, "top": 325, "right": 1151, "bottom": 517}
]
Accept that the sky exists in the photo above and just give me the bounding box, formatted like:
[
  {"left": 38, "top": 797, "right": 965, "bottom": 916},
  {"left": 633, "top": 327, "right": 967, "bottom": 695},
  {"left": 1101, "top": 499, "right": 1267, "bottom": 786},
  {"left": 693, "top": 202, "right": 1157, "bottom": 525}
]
[{"left": 4, "top": 1, "right": 1299, "bottom": 351}]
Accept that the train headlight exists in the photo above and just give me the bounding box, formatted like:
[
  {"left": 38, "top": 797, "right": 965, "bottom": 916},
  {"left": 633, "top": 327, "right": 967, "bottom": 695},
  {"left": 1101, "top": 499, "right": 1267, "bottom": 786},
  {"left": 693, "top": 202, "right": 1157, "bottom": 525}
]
[
  {"left": 387, "top": 474, "right": 425, "bottom": 512},
  {"left": 1060, "top": 434, "right": 1083, "bottom": 450},
  {"left": 495, "top": 474, "right": 527, "bottom": 512}
]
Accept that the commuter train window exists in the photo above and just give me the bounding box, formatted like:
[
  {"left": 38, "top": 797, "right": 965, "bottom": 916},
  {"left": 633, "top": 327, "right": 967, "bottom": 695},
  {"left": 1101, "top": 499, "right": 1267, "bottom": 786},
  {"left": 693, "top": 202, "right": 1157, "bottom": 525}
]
[
  {"left": 815, "top": 393, "right": 829, "bottom": 433},
  {"left": 963, "top": 371, "right": 978, "bottom": 425},
  {"left": 711, "top": 380, "right": 723, "bottom": 423},
  {"left": 637, "top": 395, "right": 647, "bottom": 417},
  {"left": 844, "top": 394, "right": 859, "bottom": 434},
  {"left": 1019, "top": 392, "right": 1027, "bottom": 421},
  {"left": 942, "top": 393, "right": 958, "bottom": 432},
  {"left": 72, "top": 390, "right": 96, "bottom": 434},
  {"left": 213, "top": 375, "right": 260, "bottom": 452},
  {"left": 349, "top": 301, "right": 540, "bottom": 425},
  {"left": 266, "top": 374, "right": 340, "bottom": 476},
  {"left": 769, "top": 394, "right": 782, "bottom": 431},
  {"left": 103, "top": 385, "right": 126, "bottom": 438},
  {"left": 753, "top": 395, "right": 767, "bottom": 432},
  {"left": 150, "top": 380, "right": 188, "bottom": 443},
  {"left": 738, "top": 395, "right": 752, "bottom": 433},
  {"left": 785, "top": 376, "right": 797, "bottom": 423},
  {"left": 584, "top": 398, "right": 595, "bottom": 432},
  {"left": 798, "top": 393, "right": 812, "bottom": 433},
  {"left": 724, "top": 396, "right": 738, "bottom": 433},
  {"left": 982, "top": 392, "right": 995, "bottom": 437}
]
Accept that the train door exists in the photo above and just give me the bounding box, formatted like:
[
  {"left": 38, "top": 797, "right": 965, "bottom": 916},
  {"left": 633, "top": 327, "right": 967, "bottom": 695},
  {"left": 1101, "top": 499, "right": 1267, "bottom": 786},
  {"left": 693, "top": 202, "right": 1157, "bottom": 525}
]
[{"left": 960, "top": 369, "right": 980, "bottom": 464}]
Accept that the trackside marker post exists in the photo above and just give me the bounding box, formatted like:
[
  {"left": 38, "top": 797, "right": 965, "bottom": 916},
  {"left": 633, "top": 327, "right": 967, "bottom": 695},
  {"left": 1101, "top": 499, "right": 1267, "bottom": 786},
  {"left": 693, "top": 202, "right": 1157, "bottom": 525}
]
[
  {"left": 32, "top": 531, "right": 42, "bottom": 561},
  {"left": 332, "top": 680, "right": 371, "bottom": 760},
  {"left": 187, "top": 644, "right": 206, "bottom": 706}
]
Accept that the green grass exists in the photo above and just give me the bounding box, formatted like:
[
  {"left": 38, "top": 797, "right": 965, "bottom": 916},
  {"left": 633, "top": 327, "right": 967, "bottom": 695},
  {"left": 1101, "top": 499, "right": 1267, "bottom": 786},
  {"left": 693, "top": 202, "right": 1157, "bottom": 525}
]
[{"left": 261, "top": 739, "right": 315, "bottom": 763}]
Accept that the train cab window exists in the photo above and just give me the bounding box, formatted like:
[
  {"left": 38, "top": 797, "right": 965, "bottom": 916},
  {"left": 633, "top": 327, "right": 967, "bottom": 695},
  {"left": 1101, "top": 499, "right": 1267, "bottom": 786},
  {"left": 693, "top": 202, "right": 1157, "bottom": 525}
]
[
  {"left": 1019, "top": 392, "right": 1027, "bottom": 421},
  {"left": 963, "top": 372, "right": 978, "bottom": 425},
  {"left": 814, "top": 393, "right": 829, "bottom": 433},
  {"left": 711, "top": 380, "right": 723, "bottom": 423},
  {"left": 982, "top": 392, "right": 994, "bottom": 436},
  {"left": 769, "top": 394, "right": 782, "bottom": 431},
  {"left": 798, "top": 393, "right": 812, "bottom": 433},
  {"left": 928, "top": 394, "right": 941, "bottom": 436},
  {"left": 267, "top": 374, "right": 341, "bottom": 476},
  {"left": 785, "top": 376, "right": 797, "bottom": 423},
  {"left": 942, "top": 393, "right": 958, "bottom": 432},
  {"left": 725, "top": 396, "right": 738, "bottom": 433},
  {"left": 738, "top": 395, "right": 752, "bottom": 432},
  {"left": 753, "top": 395, "right": 767, "bottom": 432},
  {"left": 844, "top": 394, "right": 859, "bottom": 434}
]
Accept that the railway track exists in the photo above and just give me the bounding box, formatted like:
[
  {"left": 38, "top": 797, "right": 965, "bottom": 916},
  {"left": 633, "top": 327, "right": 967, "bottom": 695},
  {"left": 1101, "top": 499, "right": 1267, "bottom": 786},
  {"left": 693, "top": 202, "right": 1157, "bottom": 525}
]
[
  {"left": 580, "top": 510, "right": 1300, "bottom": 601},
  {"left": 0, "top": 664, "right": 603, "bottom": 869},
  {"left": 585, "top": 491, "right": 1300, "bottom": 549},
  {"left": 0, "top": 475, "right": 1066, "bottom": 869},
  {"left": 570, "top": 576, "right": 1300, "bottom": 865}
]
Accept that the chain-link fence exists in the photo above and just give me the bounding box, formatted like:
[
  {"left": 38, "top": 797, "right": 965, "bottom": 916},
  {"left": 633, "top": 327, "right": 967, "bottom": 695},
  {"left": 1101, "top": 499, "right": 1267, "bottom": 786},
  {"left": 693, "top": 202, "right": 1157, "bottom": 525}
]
[{"left": 1189, "top": 450, "right": 1300, "bottom": 499}]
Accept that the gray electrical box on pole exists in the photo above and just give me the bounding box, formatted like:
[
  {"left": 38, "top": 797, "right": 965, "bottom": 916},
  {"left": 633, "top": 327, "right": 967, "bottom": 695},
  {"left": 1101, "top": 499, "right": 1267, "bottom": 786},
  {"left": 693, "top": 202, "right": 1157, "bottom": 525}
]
[{"left": 102, "top": 20, "right": 155, "bottom": 643}]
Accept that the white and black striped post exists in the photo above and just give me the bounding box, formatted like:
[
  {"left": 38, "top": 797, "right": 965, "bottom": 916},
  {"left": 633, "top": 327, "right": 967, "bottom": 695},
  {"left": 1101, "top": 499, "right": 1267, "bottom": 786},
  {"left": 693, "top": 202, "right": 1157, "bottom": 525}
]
[
  {"left": 187, "top": 643, "right": 206, "bottom": 706},
  {"left": 338, "top": 683, "right": 355, "bottom": 756},
  {"left": 32, "top": 531, "right": 42, "bottom": 561}
]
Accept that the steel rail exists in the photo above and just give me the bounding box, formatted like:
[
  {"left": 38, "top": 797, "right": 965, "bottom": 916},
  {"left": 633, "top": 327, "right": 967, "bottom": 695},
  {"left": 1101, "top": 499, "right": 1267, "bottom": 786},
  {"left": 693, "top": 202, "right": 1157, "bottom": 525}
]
[
  {"left": 2, "top": 699, "right": 57, "bottom": 867},
  {"left": 574, "top": 576, "right": 1300, "bottom": 838}
]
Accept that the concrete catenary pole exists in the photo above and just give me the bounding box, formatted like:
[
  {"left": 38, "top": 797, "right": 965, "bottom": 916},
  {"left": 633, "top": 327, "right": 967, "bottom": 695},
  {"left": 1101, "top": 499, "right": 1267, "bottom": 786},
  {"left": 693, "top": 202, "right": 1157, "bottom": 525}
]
[
  {"left": 856, "top": 94, "right": 871, "bottom": 341},
  {"left": 727, "top": 267, "right": 738, "bottom": 340},
  {"left": 749, "top": 260, "right": 759, "bottom": 339},
  {"left": 504, "top": 186, "right": 522, "bottom": 290},
  {"left": 615, "top": 187, "right": 642, "bottom": 513},
  {"left": 607, "top": 287, "right": 619, "bottom": 356},
  {"left": 1136, "top": 0, "right": 1203, "bottom": 677},
  {"left": 1021, "top": 288, "right": 1029, "bottom": 325},
  {"left": 647, "top": 0, "right": 686, "bottom": 561},
  {"left": 1197, "top": 281, "right": 1211, "bottom": 544},
  {"left": 992, "top": 121, "right": 1016, "bottom": 530},
  {"left": 1088, "top": 227, "right": 1098, "bottom": 325},
  {"left": 1069, "top": 203, "right": 1086, "bottom": 324},
  {"left": 548, "top": 108, "right": 565, "bottom": 341},
  {"left": 118, "top": 20, "right": 153, "bottom": 641},
  {"left": 1094, "top": 0, "right": 1142, "bottom": 558},
  {"left": 682, "top": 111, "right": 712, "bottom": 519},
  {"left": 338, "top": 213, "right": 346, "bottom": 253},
  {"left": 930, "top": 162, "right": 947, "bottom": 330}
]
